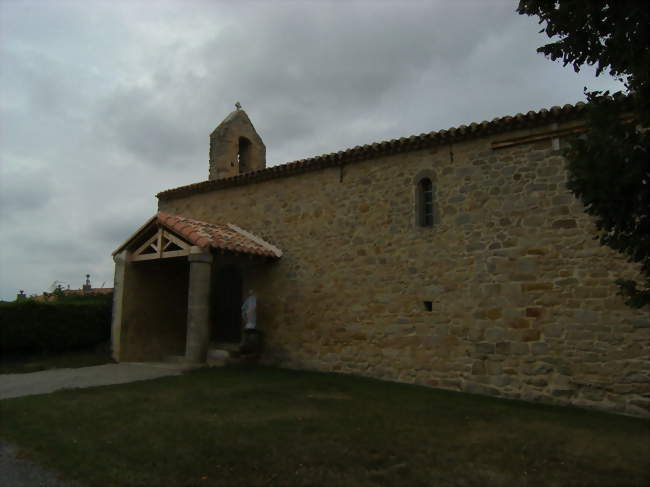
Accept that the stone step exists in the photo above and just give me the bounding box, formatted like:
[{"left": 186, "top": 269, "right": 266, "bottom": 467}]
[
  {"left": 211, "top": 342, "right": 240, "bottom": 353},
  {"left": 164, "top": 354, "right": 186, "bottom": 364},
  {"left": 206, "top": 347, "right": 243, "bottom": 367},
  {"left": 165, "top": 346, "right": 252, "bottom": 368},
  {"left": 207, "top": 349, "right": 231, "bottom": 361}
]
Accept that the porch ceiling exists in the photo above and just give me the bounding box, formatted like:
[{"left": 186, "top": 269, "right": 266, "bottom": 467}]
[{"left": 112, "top": 211, "right": 283, "bottom": 259}]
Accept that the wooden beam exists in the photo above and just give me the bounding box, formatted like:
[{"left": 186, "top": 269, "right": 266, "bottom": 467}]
[
  {"left": 158, "top": 230, "right": 162, "bottom": 258},
  {"left": 128, "top": 226, "right": 196, "bottom": 262},
  {"left": 132, "top": 231, "right": 160, "bottom": 259},
  {"left": 131, "top": 252, "right": 162, "bottom": 262},
  {"left": 160, "top": 249, "right": 191, "bottom": 259},
  {"left": 162, "top": 230, "right": 192, "bottom": 250},
  {"left": 491, "top": 126, "right": 586, "bottom": 150}
]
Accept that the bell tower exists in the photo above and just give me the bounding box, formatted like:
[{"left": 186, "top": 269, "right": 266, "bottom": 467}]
[{"left": 208, "top": 103, "right": 266, "bottom": 180}]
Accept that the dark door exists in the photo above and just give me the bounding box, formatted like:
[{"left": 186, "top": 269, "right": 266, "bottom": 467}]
[{"left": 211, "top": 265, "right": 242, "bottom": 343}]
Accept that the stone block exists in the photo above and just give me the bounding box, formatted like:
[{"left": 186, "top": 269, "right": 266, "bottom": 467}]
[
  {"left": 567, "top": 330, "right": 592, "bottom": 341},
  {"left": 531, "top": 342, "right": 548, "bottom": 355},
  {"left": 628, "top": 399, "right": 650, "bottom": 414},
  {"left": 551, "top": 388, "right": 574, "bottom": 398},
  {"left": 488, "top": 375, "right": 511, "bottom": 387},
  {"left": 485, "top": 327, "right": 506, "bottom": 342},
  {"left": 574, "top": 309, "right": 598, "bottom": 322},
  {"left": 579, "top": 388, "right": 606, "bottom": 402},
  {"left": 522, "top": 329, "right": 541, "bottom": 342},
  {"left": 527, "top": 151, "right": 545, "bottom": 162},
  {"left": 525, "top": 307, "right": 543, "bottom": 318},
  {"left": 523, "top": 215, "right": 545, "bottom": 227},
  {"left": 480, "top": 283, "right": 502, "bottom": 296},
  {"left": 472, "top": 361, "right": 486, "bottom": 375},
  {"left": 464, "top": 382, "right": 499, "bottom": 396},
  {"left": 530, "top": 363, "right": 553, "bottom": 375},
  {"left": 555, "top": 278, "right": 578, "bottom": 286},
  {"left": 552, "top": 375, "right": 572, "bottom": 388},
  {"left": 486, "top": 360, "right": 502, "bottom": 375},
  {"left": 552, "top": 194, "right": 573, "bottom": 205},
  {"left": 524, "top": 247, "right": 549, "bottom": 256},
  {"left": 508, "top": 318, "right": 530, "bottom": 329},
  {"left": 552, "top": 219, "right": 577, "bottom": 229},
  {"left": 543, "top": 324, "right": 563, "bottom": 338},
  {"left": 622, "top": 372, "right": 649, "bottom": 384},
  {"left": 511, "top": 342, "right": 529, "bottom": 355},
  {"left": 441, "top": 379, "right": 462, "bottom": 390},
  {"left": 523, "top": 282, "right": 553, "bottom": 292},
  {"left": 467, "top": 327, "right": 484, "bottom": 341},
  {"left": 485, "top": 308, "right": 502, "bottom": 320},
  {"left": 526, "top": 377, "right": 548, "bottom": 387},
  {"left": 475, "top": 343, "right": 495, "bottom": 354},
  {"left": 632, "top": 320, "right": 650, "bottom": 329}
]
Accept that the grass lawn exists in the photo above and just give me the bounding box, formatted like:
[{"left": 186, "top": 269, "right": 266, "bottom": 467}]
[
  {"left": 0, "top": 346, "right": 113, "bottom": 374},
  {"left": 0, "top": 365, "right": 648, "bottom": 487}
]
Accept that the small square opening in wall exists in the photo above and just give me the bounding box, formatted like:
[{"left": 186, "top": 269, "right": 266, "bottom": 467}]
[{"left": 423, "top": 301, "right": 433, "bottom": 312}]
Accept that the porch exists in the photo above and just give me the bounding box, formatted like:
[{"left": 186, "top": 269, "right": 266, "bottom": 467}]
[{"left": 111, "top": 212, "right": 282, "bottom": 364}]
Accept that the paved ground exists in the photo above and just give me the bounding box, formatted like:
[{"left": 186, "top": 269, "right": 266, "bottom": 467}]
[{"left": 0, "top": 362, "right": 189, "bottom": 400}]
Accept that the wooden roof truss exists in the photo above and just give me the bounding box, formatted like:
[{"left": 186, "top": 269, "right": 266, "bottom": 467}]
[{"left": 130, "top": 226, "right": 192, "bottom": 262}]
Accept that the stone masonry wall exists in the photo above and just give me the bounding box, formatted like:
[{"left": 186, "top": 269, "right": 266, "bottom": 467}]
[{"left": 159, "top": 119, "right": 649, "bottom": 416}]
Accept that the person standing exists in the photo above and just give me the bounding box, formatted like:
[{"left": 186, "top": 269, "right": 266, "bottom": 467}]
[
  {"left": 241, "top": 289, "right": 257, "bottom": 329},
  {"left": 240, "top": 289, "right": 262, "bottom": 356}
]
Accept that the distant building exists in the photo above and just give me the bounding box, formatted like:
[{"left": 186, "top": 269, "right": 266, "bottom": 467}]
[
  {"left": 32, "top": 275, "right": 113, "bottom": 302},
  {"left": 82, "top": 274, "right": 91, "bottom": 291}
]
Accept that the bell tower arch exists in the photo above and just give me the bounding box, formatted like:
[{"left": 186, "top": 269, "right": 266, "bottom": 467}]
[{"left": 208, "top": 103, "right": 266, "bottom": 180}]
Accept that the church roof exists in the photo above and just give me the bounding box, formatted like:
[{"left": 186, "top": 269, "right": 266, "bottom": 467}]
[
  {"left": 113, "top": 212, "right": 282, "bottom": 259},
  {"left": 157, "top": 101, "right": 591, "bottom": 201}
]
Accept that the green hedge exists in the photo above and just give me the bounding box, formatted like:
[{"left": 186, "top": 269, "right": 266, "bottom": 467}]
[{"left": 0, "top": 296, "right": 112, "bottom": 355}]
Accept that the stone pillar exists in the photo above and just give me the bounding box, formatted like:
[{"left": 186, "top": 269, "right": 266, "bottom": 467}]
[
  {"left": 111, "top": 251, "right": 128, "bottom": 362},
  {"left": 185, "top": 248, "right": 213, "bottom": 363}
]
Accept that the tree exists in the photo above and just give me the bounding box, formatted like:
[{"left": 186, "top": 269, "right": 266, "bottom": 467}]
[{"left": 518, "top": 0, "right": 650, "bottom": 308}]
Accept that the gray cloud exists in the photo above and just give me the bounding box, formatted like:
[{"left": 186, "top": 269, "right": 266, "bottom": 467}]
[
  {"left": 98, "top": 86, "right": 202, "bottom": 167},
  {"left": 0, "top": 166, "right": 53, "bottom": 216}
]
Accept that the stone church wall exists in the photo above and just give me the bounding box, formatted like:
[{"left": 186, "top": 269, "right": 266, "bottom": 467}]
[{"left": 159, "top": 119, "right": 649, "bottom": 416}]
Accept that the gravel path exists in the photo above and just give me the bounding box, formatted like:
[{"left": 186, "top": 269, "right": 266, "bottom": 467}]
[{"left": 0, "top": 362, "right": 189, "bottom": 399}]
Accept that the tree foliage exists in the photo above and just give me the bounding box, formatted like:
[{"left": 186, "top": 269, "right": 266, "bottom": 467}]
[{"left": 518, "top": 0, "right": 650, "bottom": 307}]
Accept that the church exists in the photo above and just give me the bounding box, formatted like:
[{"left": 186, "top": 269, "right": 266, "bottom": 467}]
[{"left": 111, "top": 103, "right": 649, "bottom": 416}]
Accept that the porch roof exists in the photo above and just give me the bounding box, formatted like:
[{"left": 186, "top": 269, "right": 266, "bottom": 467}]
[{"left": 112, "top": 211, "right": 283, "bottom": 259}]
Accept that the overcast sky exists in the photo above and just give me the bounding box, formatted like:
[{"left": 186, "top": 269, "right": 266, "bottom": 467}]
[{"left": 0, "top": 0, "right": 624, "bottom": 300}]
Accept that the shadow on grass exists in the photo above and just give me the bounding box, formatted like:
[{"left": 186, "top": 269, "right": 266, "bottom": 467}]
[{"left": 1, "top": 365, "right": 648, "bottom": 487}]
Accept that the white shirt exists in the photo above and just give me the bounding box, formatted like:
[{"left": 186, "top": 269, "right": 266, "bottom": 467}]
[{"left": 241, "top": 295, "right": 257, "bottom": 329}]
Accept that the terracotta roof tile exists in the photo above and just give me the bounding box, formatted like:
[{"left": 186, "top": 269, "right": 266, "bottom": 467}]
[
  {"left": 157, "top": 101, "right": 595, "bottom": 200},
  {"left": 156, "top": 212, "right": 282, "bottom": 258},
  {"left": 112, "top": 213, "right": 282, "bottom": 258}
]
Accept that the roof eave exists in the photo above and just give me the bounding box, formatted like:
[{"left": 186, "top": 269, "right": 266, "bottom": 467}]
[
  {"left": 156, "top": 101, "right": 593, "bottom": 201},
  {"left": 112, "top": 215, "right": 158, "bottom": 256}
]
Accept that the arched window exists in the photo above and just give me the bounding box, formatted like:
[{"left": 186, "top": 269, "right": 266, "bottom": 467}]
[
  {"left": 417, "top": 177, "right": 434, "bottom": 227},
  {"left": 237, "top": 137, "right": 252, "bottom": 173}
]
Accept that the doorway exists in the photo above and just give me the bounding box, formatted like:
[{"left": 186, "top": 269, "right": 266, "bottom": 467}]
[{"left": 211, "top": 264, "right": 243, "bottom": 343}]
